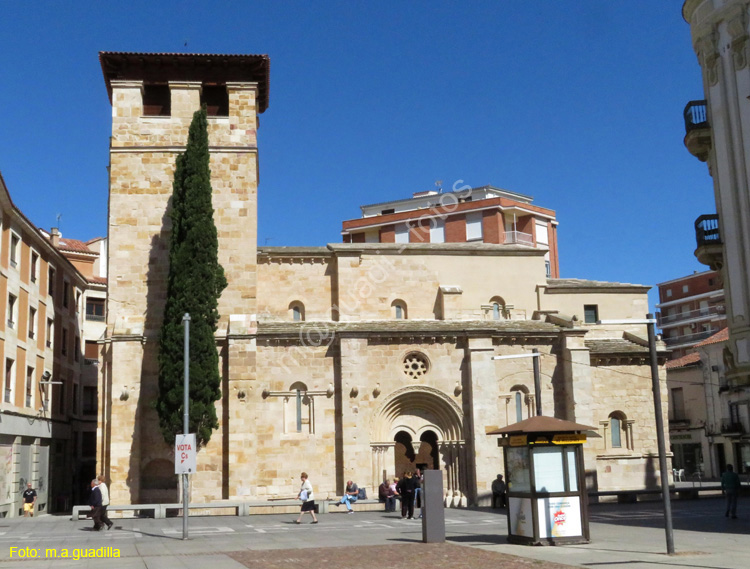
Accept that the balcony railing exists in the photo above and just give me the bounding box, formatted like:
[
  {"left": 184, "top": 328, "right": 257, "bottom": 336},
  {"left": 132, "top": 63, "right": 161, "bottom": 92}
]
[
  {"left": 663, "top": 328, "right": 719, "bottom": 347},
  {"left": 504, "top": 231, "right": 534, "bottom": 246},
  {"left": 657, "top": 304, "right": 725, "bottom": 326},
  {"left": 721, "top": 420, "right": 745, "bottom": 434},
  {"left": 684, "top": 100, "right": 708, "bottom": 132},
  {"left": 695, "top": 214, "right": 721, "bottom": 247}
]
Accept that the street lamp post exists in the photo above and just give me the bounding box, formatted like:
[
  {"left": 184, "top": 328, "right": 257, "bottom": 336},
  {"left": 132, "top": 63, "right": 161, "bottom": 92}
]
[{"left": 598, "top": 314, "right": 674, "bottom": 555}]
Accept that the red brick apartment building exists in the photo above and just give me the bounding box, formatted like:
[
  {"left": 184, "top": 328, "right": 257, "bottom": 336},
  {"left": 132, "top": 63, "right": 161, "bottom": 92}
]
[
  {"left": 341, "top": 185, "right": 560, "bottom": 278},
  {"left": 656, "top": 270, "right": 726, "bottom": 359}
]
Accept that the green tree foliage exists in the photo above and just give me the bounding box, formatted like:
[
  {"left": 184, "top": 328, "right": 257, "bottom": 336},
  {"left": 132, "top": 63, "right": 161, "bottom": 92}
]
[{"left": 157, "top": 107, "right": 227, "bottom": 447}]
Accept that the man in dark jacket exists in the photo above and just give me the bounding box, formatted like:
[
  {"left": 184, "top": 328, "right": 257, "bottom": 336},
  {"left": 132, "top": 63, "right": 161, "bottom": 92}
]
[
  {"left": 89, "top": 479, "right": 103, "bottom": 531},
  {"left": 721, "top": 464, "right": 741, "bottom": 519}
]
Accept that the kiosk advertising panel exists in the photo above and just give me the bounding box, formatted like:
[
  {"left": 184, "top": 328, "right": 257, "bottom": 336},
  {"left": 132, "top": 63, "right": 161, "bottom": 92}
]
[{"left": 536, "top": 496, "right": 583, "bottom": 539}]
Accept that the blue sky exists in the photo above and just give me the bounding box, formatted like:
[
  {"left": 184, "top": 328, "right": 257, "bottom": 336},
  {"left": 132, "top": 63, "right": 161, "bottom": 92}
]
[{"left": 0, "top": 1, "right": 712, "bottom": 309}]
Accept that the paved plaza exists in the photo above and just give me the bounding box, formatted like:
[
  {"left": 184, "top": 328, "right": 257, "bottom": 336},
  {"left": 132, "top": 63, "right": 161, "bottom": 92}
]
[{"left": 0, "top": 497, "right": 747, "bottom": 568}]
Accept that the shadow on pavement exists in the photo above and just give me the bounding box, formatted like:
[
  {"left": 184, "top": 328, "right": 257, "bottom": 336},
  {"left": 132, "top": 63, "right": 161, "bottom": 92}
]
[
  {"left": 588, "top": 498, "right": 750, "bottom": 536},
  {"left": 447, "top": 534, "right": 508, "bottom": 545}
]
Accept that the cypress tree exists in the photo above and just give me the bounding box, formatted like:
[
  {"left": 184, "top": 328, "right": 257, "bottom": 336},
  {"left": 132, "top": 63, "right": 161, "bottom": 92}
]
[{"left": 157, "top": 107, "right": 227, "bottom": 447}]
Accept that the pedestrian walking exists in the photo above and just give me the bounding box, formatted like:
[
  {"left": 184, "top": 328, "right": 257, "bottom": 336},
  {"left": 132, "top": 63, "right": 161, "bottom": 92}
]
[
  {"left": 97, "top": 475, "right": 113, "bottom": 530},
  {"left": 335, "top": 480, "right": 359, "bottom": 513},
  {"left": 22, "top": 483, "right": 37, "bottom": 517},
  {"left": 89, "top": 479, "right": 104, "bottom": 531},
  {"left": 721, "top": 464, "right": 741, "bottom": 519},
  {"left": 295, "top": 472, "right": 318, "bottom": 524}
]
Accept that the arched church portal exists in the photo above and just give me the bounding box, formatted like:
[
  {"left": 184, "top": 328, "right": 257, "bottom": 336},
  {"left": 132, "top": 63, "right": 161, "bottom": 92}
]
[{"left": 370, "top": 386, "right": 467, "bottom": 506}]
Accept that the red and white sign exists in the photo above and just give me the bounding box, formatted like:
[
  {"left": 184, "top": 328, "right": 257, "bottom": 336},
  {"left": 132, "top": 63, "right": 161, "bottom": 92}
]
[{"left": 175, "top": 434, "right": 197, "bottom": 475}]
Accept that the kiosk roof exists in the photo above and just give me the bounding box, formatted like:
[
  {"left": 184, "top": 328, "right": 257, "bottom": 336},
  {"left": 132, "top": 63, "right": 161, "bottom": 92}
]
[{"left": 486, "top": 415, "right": 597, "bottom": 435}]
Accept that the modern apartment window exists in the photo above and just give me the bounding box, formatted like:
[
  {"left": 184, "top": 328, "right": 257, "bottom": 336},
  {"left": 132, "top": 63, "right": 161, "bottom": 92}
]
[
  {"left": 395, "top": 224, "right": 410, "bottom": 244},
  {"left": 81, "top": 431, "right": 96, "bottom": 458},
  {"left": 381, "top": 208, "right": 395, "bottom": 215},
  {"left": 7, "top": 294, "right": 17, "bottom": 329},
  {"left": 86, "top": 298, "right": 105, "bottom": 321},
  {"left": 584, "top": 304, "right": 599, "bottom": 324},
  {"left": 666, "top": 289, "right": 672, "bottom": 298},
  {"left": 48, "top": 266, "right": 56, "bottom": 296},
  {"left": 682, "top": 285, "right": 689, "bottom": 293},
  {"left": 9, "top": 233, "right": 20, "bottom": 268},
  {"left": 671, "top": 387, "right": 685, "bottom": 421},
  {"left": 465, "top": 212, "right": 483, "bottom": 241},
  {"left": 25, "top": 366, "right": 34, "bottom": 407},
  {"left": 30, "top": 251, "right": 38, "bottom": 283},
  {"left": 28, "top": 307, "right": 36, "bottom": 339},
  {"left": 46, "top": 318, "right": 53, "bottom": 348},
  {"left": 4, "top": 358, "right": 14, "bottom": 404},
  {"left": 708, "top": 278, "right": 715, "bottom": 286},
  {"left": 61, "top": 328, "right": 68, "bottom": 356},
  {"left": 545, "top": 260, "right": 551, "bottom": 278},
  {"left": 63, "top": 281, "right": 69, "bottom": 308},
  {"left": 430, "top": 218, "right": 445, "bottom": 243},
  {"left": 82, "top": 386, "right": 97, "bottom": 415}
]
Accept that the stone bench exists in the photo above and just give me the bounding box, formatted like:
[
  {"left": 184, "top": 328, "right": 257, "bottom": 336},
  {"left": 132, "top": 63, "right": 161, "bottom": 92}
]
[
  {"left": 72, "top": 499, "right": 385, "bottom": 520},
  {"left": 71, "top": 504, "right": 160, "bottom": 520},
  {"left": 320, "top": 499, "right": 384, "bottom": 514}
]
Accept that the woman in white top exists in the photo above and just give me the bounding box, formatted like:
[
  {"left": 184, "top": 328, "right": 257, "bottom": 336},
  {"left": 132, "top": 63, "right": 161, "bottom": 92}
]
[{"left": 295, "top": 472, "right": 318, "bottom": 524}]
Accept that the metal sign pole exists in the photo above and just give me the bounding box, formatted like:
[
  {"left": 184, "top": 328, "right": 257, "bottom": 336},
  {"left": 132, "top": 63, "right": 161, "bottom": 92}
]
[
  {"left": 646, "top": 313, "right": 674, "bottom": 555},
  {"left": 182, "top": 313, "right": 190, "bottom": 541}
]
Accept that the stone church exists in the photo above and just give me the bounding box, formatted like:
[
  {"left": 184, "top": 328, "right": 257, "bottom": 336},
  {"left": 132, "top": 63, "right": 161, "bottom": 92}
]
[{"left": 97, "top": 52, "right": 668, "bottom": 506}]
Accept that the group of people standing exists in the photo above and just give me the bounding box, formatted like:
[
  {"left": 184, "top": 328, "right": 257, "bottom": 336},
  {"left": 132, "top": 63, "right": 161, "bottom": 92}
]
[{"left": 378, "top": 469, "right": 424, "bottom": 519}]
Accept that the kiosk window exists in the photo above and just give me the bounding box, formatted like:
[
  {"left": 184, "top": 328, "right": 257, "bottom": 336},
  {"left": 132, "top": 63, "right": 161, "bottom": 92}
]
[
  {"left": 506, "top": 446, "right": 531, "bottom": 493},
  {"left": 566, "top": 448, "right": 578, "bottom": 492},
  {"left": 533, "top": 447, "right": 565, "bottom": 493}
]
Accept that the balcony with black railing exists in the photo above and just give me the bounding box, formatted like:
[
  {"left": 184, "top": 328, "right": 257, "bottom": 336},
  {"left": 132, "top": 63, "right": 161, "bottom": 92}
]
[
  {"left": 657, "top": 304, "right": 725, "bottom": 327},
  {"left": 663, "top": 328, "right": 719, "bottom": 347},
  {"left": 684, "top": 100, "right": 711, "bottom": 161},
  {"left": 694, "top": 214, "right": 723, "bottom": 270}
]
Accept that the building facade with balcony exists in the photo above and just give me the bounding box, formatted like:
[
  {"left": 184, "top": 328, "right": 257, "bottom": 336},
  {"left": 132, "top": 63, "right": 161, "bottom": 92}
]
[
  {"left": 341, "top": 186, "right": 560, "bottom": 278},
  {"left": 656, "top": 270, "right": 726, "bottom": 359},
  {"left": 52, "top": 234, "right": 107, "bottom": 506},
  {"left": 0, "top": 174, "right": 91, "bottom": 517},
  {"left": 683, "top": 0, "right": 750, "bottom": 392},
  {"left": 666, "top": 328, "right": 750, "bottom": 478}
]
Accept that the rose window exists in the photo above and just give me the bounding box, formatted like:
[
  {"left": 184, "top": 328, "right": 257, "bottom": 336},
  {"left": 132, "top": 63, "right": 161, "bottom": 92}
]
[{"left": 403, "top": 353, "right": 429, "bottom": 378}]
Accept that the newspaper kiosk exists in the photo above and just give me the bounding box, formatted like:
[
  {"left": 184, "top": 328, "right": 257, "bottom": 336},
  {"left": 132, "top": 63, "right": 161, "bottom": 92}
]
[{"left": 488, "top": 416, "right": 595, "bottom": 546}]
